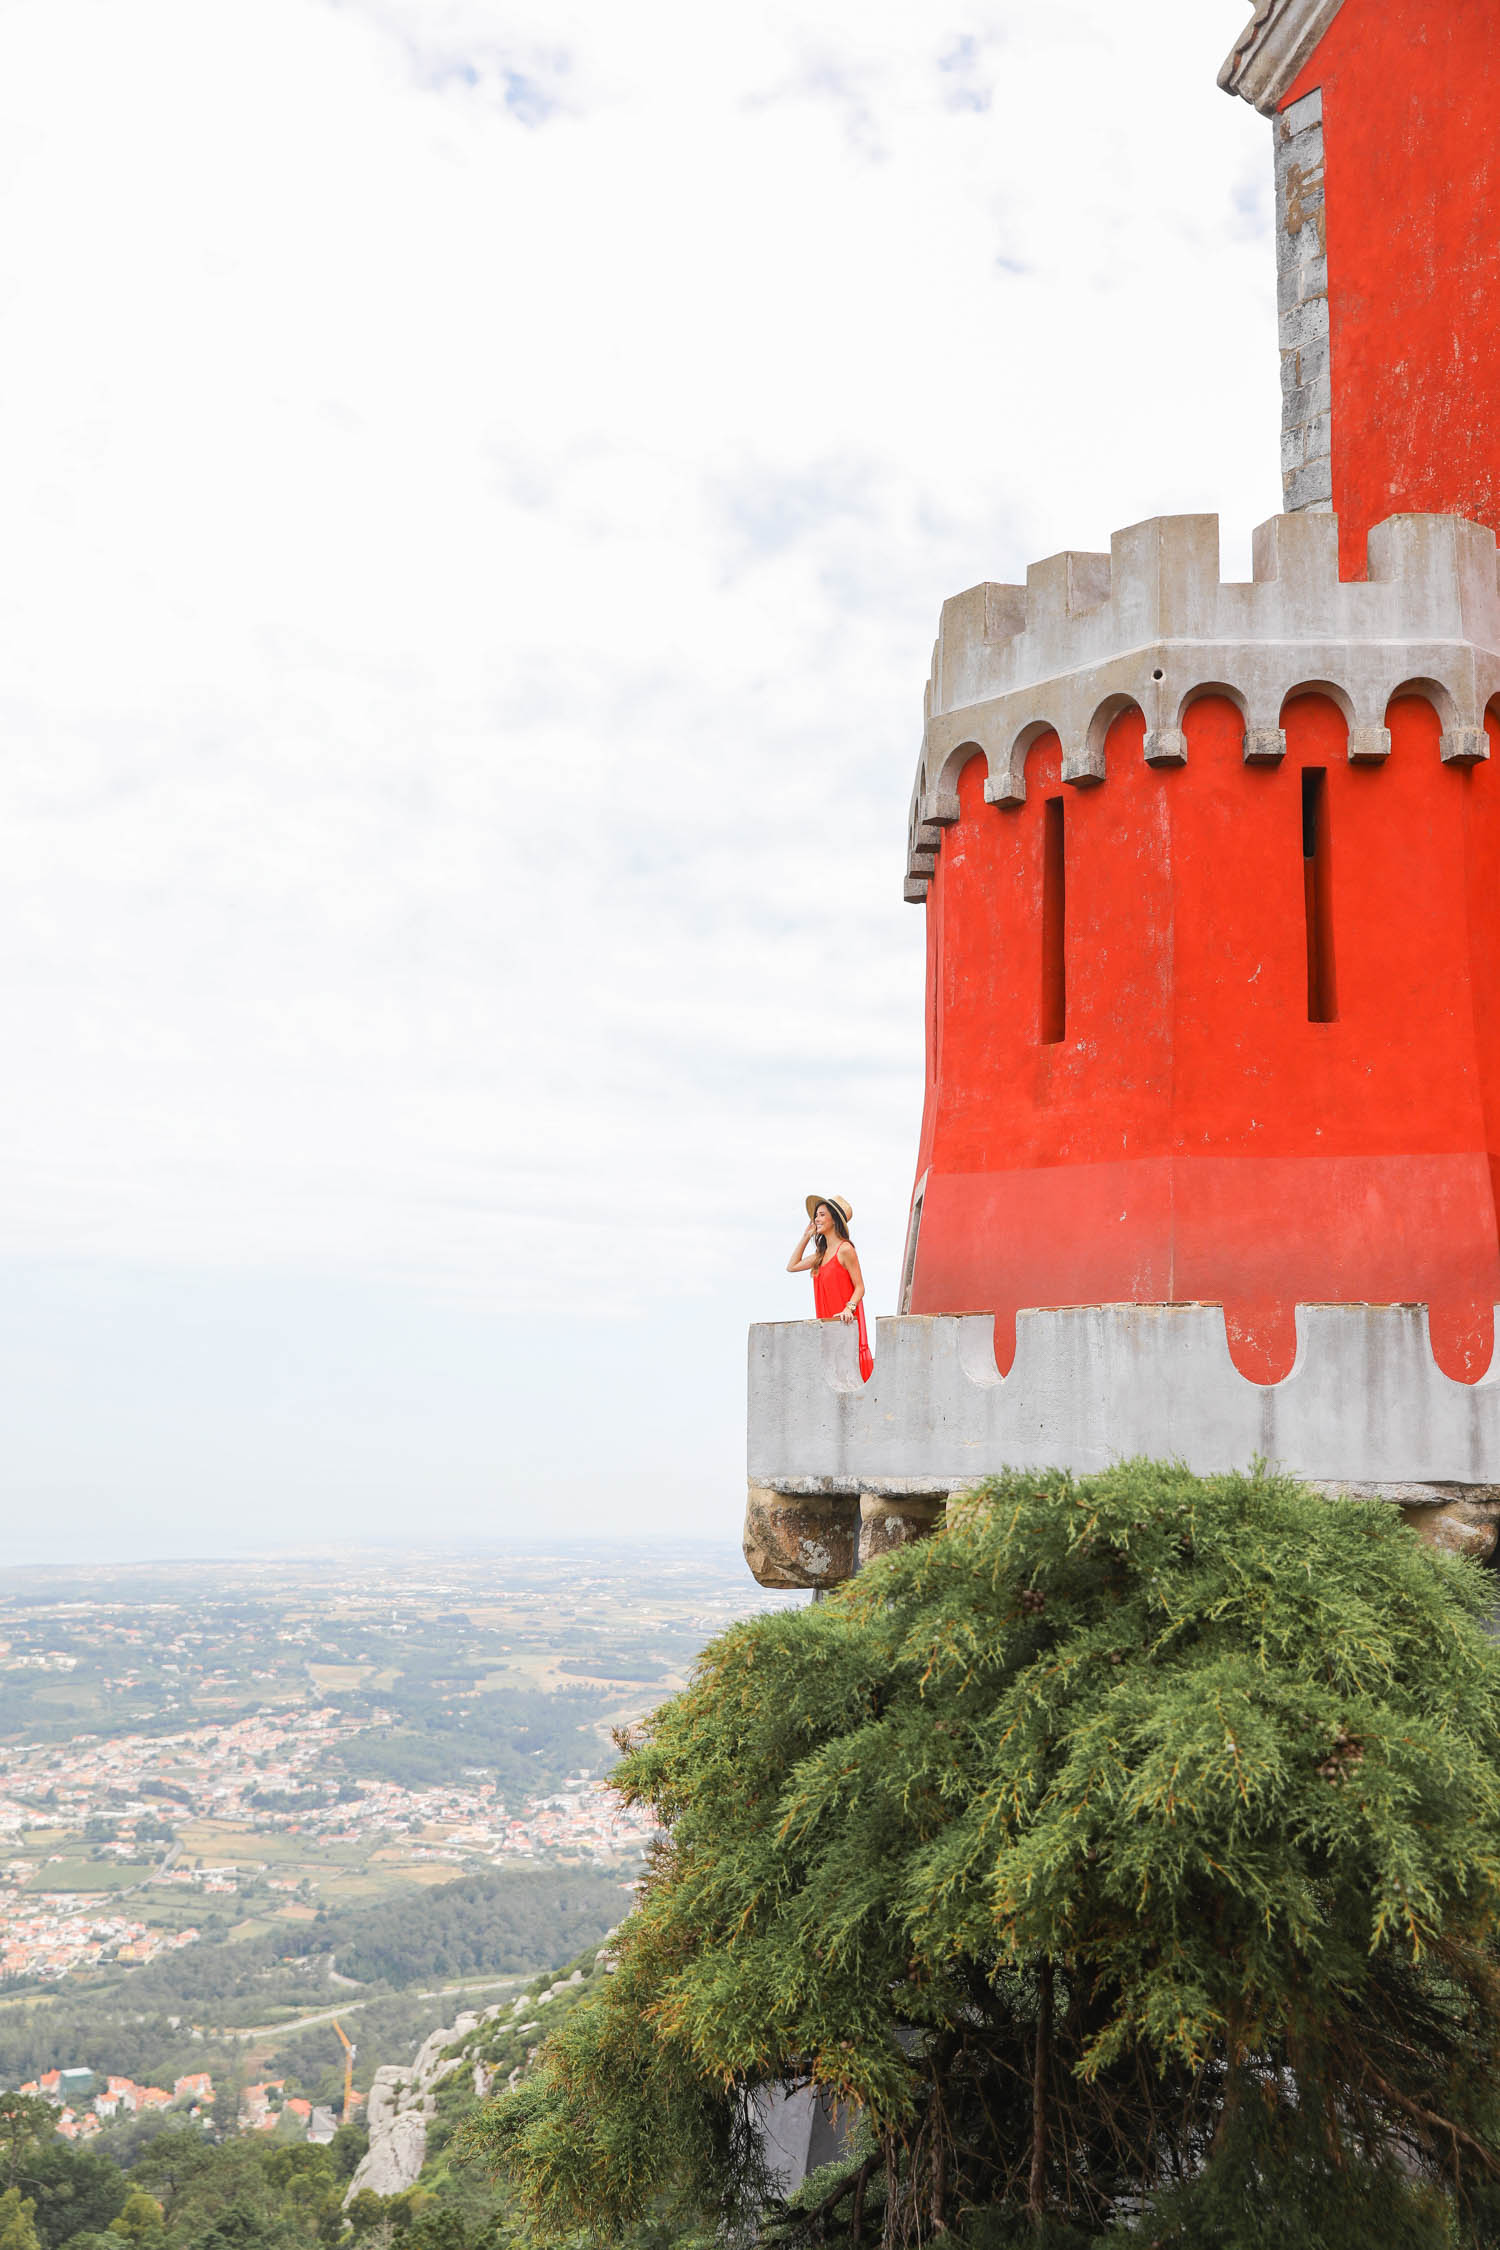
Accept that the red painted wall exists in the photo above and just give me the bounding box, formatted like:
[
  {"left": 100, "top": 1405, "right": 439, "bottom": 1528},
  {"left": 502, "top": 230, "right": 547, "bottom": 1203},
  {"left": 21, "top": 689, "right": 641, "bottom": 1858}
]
[
  {"left": 1283, "top": 3, "right": 1500, "bottom": 571},
  {"left": 909, "top": 697, "right": 1500, "bottom": 1384}
]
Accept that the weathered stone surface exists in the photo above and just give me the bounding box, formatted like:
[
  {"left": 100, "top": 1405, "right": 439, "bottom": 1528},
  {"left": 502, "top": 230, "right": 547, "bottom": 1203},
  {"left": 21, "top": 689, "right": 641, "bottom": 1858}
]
[
  {"left": 743, "top": 1486, "right": 857, "bottom": 1590},
  {"left": 345, "top": 2012, "right": 483, "bottom": 2204},
  {"left": 1219, "top": 2, "right": 1346, "bottom": 116},
  {"left": 858, "top": 1492, "right": 946, "bottom": 1568},
  {"left": 750, "top": 1306, "right": 1500, "bottom": 1502},
  {"left": 347, "top": 2106, "right": 427, "bottom": 2200},
  {"left": 1401, "top": 1500, "right": 1500, "bottom": 1563},
  {"left": 361, "top": 2065, "right": 404, "bottom": 2141},
  {"left": 1310, "top": 1480, "right": 1500, "bottom": 1509}
]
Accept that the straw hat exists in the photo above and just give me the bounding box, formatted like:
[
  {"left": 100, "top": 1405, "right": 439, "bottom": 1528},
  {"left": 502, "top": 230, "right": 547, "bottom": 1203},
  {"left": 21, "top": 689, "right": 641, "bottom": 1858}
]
[{"left": 805, "top": 1193, "right": 854, "bottom": 1228}]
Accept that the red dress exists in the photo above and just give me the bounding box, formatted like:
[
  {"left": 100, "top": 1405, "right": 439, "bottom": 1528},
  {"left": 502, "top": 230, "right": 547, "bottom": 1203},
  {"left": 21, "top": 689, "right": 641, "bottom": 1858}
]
[{"left": 813, "top": 1252, "right": 874, "bottom": 1383}]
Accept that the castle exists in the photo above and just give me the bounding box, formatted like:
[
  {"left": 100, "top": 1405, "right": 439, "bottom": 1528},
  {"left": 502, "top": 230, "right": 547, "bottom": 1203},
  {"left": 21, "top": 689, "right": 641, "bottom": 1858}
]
[{"left": 745, "top": 0, "right": 1500, "bottom": 1591}]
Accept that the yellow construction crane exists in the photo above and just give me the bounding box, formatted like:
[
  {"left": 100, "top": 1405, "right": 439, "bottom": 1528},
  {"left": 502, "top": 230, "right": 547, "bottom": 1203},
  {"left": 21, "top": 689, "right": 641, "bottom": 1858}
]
[{"left": 333, "top": 2019, "right": 356, "bottom": 2123}]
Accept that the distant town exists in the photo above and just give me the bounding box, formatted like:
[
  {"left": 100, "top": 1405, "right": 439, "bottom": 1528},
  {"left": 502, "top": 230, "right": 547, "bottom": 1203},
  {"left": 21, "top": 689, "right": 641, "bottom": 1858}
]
[
  {"left": 0, "top": 1545, "right": 790, "bottom": 2124},
  {"left": 0, "top": 1698, "right": 657, "bottom": 1960},
  {"left": 16, "top": 2060, "right": 356, "bottom": 2147}
]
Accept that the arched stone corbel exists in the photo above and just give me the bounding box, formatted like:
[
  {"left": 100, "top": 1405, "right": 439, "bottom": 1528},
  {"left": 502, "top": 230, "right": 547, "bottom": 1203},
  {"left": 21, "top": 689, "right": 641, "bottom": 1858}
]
[
  {"left": 1181, "top": 681, "right": 1272, "bottom": 763},
  {"left": 1385, "top": 673, "right": 1487, "bottom": 763},
  {"left": 1072, "top": 692, "right": 1141, "bottom": 786},
  {"left": 1282, "top": 677, "right": 1362, "bottom": 760},
  {"left": 923, "top": 740, "right": 985, "bottom": 826},
  {"left": 1244, "top": 724, "right": 1288, "bottom": 763},
  {"left": 1442, "top": 727, "right": 1490, "bottom": 764},
  {"left": 984, "top": 719, "right": 1057, "bottom": 810},
  {"left": 1348, "top": 721, "right": 1392, "bottom": 761}
]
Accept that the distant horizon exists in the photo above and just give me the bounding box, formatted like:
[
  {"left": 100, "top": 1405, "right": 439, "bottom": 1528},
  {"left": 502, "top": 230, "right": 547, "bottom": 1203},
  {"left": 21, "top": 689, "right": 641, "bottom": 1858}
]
[{"left": 0, "top": 1530, "right": 755, "bottom": 1585}]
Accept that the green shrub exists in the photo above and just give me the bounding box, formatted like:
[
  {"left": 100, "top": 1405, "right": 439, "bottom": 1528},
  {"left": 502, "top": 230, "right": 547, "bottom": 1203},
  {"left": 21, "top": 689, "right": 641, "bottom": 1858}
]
[{"left": 466, "top": 1464, "right": 1500, "bottom": 2245}]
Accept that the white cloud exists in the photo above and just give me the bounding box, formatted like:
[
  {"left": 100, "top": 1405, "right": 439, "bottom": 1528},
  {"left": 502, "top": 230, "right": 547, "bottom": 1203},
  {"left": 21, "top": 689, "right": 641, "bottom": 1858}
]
[{"left": 0, "top": 0, "right": 1277, "bottom": 1531}]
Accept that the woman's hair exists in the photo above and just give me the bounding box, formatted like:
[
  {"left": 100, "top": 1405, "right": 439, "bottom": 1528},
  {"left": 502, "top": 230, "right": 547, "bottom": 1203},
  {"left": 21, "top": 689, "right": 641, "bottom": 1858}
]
[{"left": 814, "top": 1201, "right": 850, "bottom": 1260}]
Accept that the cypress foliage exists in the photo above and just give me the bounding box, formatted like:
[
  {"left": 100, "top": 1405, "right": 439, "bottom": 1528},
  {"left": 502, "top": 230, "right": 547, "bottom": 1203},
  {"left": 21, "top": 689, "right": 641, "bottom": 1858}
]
[{"left": 466, "top": 1464, "right": 1500, "bottom": 2245}]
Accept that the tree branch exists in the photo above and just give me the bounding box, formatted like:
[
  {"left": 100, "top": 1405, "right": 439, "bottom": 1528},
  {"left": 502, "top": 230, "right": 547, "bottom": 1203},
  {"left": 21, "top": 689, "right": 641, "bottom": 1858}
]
[
  {"left": 1358, "top": 2059, "right": 1500, "bottom": 2182},
  {"left": 1029, "top": 1959, "right": 1053, "bottom": 2226},
  {"left": 767, "top": 2155, "right": 880, "bottom": 2243}
]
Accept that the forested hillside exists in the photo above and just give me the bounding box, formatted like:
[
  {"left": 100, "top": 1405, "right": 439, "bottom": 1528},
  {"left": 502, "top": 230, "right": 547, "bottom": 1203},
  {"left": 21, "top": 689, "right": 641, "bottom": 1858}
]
[
  {"left": 0, "top": 1941, "right": 641, "bottom": 2250},
  {"left": 0, "top": 1866, "right": 628, "bottom": 2094}
]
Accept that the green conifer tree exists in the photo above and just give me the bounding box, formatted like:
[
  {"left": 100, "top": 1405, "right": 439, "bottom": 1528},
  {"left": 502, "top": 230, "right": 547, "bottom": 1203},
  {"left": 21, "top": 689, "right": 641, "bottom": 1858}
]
[
  {"left": 109, "top": 2187, "right": 164, "bottom": 2243},
  {"left": 465, "top": 1464, "right": 1500, "bottom": 2246},
  {"left": 0, "top": 2189, "right": 40, "bottom": 2250}
]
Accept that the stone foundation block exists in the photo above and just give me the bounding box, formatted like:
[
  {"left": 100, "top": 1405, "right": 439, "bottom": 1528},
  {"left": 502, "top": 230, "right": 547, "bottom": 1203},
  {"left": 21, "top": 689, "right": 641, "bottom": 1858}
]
[
  {"left": 743, "top": 1486, "right": 858, "bottom": 1590},
  {"left": 1400, "top": 1499, "right": 1500, "bottom": 1564},
  {"left": 858, "top": 1492, "right": 947, "bottom": 1569}
]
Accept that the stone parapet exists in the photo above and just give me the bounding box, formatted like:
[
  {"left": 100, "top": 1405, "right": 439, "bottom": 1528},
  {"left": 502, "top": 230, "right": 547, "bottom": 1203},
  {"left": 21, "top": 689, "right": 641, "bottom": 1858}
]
[
  {"left": 751, "top": 1305, "right": 1500, "bottom": 1493},
  {"left": 906, "top": 510, "right": 1500, "bottom": 898},
  {"left": 744, "top": 1306, "right": 1500, "bottom": 1588}
]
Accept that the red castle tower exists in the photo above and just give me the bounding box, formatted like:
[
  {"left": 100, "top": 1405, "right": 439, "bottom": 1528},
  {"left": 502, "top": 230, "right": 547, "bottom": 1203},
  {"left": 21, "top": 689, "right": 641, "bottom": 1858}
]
[
  {"left": 744, "top": 0, "right": 1500, "bottom": 1592},
  {"left": 1220, "top": 0, "right": 1500, "bottom": 571}
]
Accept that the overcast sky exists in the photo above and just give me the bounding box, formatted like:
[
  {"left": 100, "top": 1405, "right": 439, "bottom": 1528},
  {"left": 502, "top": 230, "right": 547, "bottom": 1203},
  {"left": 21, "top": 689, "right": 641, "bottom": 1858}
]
[{"left": 0, "top": 0, "right": 1279, "bottom": 1563}]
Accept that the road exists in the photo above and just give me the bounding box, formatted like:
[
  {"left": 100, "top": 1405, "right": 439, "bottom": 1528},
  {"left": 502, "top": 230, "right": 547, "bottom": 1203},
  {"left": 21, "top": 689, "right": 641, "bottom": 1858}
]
[{"left": 216, "top": 1973, "right": 525, "bottom": 2043}]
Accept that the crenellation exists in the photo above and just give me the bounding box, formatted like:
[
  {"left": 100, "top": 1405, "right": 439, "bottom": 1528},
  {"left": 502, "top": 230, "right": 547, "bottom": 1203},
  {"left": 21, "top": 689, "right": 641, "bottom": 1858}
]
[
  {"left": 1024, "top": 549, "right": 1112, "bottom": 625},
  {"left": 1249, "top": 504, "right": 1338, "bottom": 586},
  {"left": 1108, "top": 514, "right": 1222, "bottom": 645},
  {"left": 908, "top": 507, "right": 1500, "bottom": 891},
  {"left": 749, "top": 1303, "right": 1500, "bottom": 1503},
  {"left": 934, "top": 581, "right": 1025, "bottom": 710}
]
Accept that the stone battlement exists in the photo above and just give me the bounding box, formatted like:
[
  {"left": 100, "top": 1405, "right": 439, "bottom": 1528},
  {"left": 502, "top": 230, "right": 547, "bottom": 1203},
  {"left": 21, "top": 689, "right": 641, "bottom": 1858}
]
[
  {"left": 744, "top": 1305, "right": 1500, "bottom": 1588},
  {"left": 751, "top": 1305, "right": 1500, "bottom": 1496},
  {"left": 907, "top": 510, "right": 1500, "bottom": 898}
]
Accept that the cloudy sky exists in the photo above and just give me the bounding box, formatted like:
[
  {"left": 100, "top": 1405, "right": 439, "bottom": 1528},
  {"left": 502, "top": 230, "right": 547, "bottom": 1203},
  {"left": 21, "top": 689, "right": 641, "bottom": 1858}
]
[{"left": 0, "top": 0, "right": 1279, "bottom": 1562}]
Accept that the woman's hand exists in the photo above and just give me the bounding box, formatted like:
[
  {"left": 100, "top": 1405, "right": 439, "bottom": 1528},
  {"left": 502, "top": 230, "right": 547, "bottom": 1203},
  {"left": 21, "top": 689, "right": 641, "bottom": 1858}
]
[
  {"left": 838, "top": 1306, "right": 855, "bottom": 1324},
  {"left": 786, "top": 1219, "right": 818, "bottom": 1275}
]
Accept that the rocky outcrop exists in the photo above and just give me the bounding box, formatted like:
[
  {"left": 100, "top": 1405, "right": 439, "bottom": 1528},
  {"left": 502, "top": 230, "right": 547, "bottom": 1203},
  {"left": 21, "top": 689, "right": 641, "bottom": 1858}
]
[
  {"left": 344, "top": 2006, "right": 505, "bottom": 2206},
  {"left": 342, "top": 1946, "right": 618, "bottom": 2210},
  {"left": 348, "top": 2104, "right": 429, "bottom": 2200}
]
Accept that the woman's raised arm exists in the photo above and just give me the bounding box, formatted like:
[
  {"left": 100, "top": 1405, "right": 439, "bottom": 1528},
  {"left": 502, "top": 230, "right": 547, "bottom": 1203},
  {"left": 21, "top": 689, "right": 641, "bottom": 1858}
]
[{"left": 787, "top": 1221, "right": 818, "bottom": 1274}]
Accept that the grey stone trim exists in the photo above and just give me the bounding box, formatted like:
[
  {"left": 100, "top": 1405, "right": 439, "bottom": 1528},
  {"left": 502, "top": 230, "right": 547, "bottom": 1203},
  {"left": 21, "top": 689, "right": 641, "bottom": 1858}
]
[
  {"left": 1444, "top": 727, "right": 1490, "bottom": 765},
  {"left": 1219, "top": 0, "right": 1346, "bottom": 117},
  {"left": 1274, "top": 91, "right": 1332, "bottom": 515},
  {"left": 1244, "top": 726, "right": 1288, "bottom": 763},
  {"left": 748, "top": 1305, "right": 1500, "bottom": 1499},
  {"left": 904, "top": 509, "right": 1500, "bottom": 898}
]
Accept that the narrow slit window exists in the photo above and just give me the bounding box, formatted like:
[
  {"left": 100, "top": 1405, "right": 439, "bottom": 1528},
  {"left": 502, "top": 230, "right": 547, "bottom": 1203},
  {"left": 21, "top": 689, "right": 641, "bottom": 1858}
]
[
  {"left": 1302, "top": 767, "right": 1338, "bottom": 1023},
  {"left": 1041, "top": 795, "right": 1066, "bottom": 1045}
]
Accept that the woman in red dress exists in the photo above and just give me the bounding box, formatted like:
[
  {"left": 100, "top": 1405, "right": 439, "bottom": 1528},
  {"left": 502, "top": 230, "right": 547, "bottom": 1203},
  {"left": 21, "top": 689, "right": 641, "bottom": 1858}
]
[{"left": 786, "top": 1194, "right": 874, "bottom": 1383}]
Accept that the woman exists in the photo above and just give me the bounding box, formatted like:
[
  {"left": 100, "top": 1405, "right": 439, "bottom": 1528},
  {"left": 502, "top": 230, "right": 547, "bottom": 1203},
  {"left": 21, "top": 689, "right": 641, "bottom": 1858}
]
[{"left": 787, "top": 1194, "right": 874, "bottom": 1383}]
